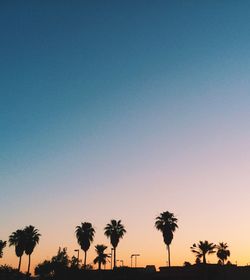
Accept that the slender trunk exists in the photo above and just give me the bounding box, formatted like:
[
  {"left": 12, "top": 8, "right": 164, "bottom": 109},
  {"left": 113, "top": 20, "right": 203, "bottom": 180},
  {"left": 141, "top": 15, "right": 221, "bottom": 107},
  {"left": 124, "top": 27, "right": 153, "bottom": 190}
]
[
  {"left": 113, "top": 247, "right": 116, "bottom": 269},
  {"left": 167, "top": 245, "right": 171, "bottom": 267},
  {"left": 27, "top": 254, "right": 31, "bottom": 275},
  {"left": 203, "top": 254, "right": 206, "bottom": 264},
  {"left": 18, "top": 255, "right": 22, "bottom": 271},
  {"left": 98, "top": 261, "right": 101, "bottom": 270},
  {"left": 84, "top": 251, "right": 87, "bottom": 269}
]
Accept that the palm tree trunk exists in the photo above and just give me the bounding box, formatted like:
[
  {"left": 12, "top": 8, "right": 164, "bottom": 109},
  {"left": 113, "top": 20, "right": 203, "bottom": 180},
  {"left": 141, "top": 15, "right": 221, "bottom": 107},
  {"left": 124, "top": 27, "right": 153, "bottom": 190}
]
[
  {"left": 84, "top": 251, "right": 87, "bottom": 269},
  {"left": 113, "top": 247, "right": 116, "bottom": 269},
  {"left": 27, "top": 254, "right": 31, "bottom": 275},
  {"left": 203, "top": 254, "right": 206, "bottom": 264},
  {"left": 167, "top": 245, "right": 171, "bottom": 267},
  {"left": 18, "top": 255, "right": 22, "bottom": 271},
  {"left": 98, "top": 261, "right": 101, "bottom": 270}
]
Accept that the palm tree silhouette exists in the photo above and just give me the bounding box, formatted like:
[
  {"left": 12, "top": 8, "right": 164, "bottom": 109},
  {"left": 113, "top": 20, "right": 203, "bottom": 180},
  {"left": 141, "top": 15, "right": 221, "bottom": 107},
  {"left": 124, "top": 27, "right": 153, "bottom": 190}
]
[
  {"left": 24, "top": 225, "right": 41, "bottom": 275},
  {"left": 104, "top": 220, "right": 126, "bottom": 269},
  {"left": 75, "top": 222, "right": 95, "bottom": 269},
  {"left": 0, "top": 240, "right": 7, "bottom": 258},
  {"left": 9, "top": 229, "right": 26, "bottom": 271},
  {"left": 191, "top": 240, "right": 216, "bottom": 264},
  {"left": 217, "top": 242, "right": 230, "bottom": 265},
  {"left": 155, "top": 211, "right": 178, "bottom": 267},
  {"left": 93, "top": 244, "right": 108, "bottom": 270}
]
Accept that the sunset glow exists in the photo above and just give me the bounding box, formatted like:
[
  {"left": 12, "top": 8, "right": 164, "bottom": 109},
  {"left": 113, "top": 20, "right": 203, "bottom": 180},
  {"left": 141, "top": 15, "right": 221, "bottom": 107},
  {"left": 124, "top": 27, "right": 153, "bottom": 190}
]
[{"left": 1, "top": 1, "right": 250, "bottom": 274}]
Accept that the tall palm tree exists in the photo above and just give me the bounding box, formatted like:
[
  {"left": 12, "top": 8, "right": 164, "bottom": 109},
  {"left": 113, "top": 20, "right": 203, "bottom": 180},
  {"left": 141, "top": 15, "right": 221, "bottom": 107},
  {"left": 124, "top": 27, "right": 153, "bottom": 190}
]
[
  {"left": 191, "top": 240, "right": 216, "bottom": 264},
  {"left": 0, "top": 240, "right": 7, "bottom": 258},
  {"left": 24, "top": 225, "right": 41, "bottom": 275},
  {"left": 155, "top": 211, "right": 178, "bottom": 267},
  {"left": 217, "top": 242, "right": 230, "bottom": 265},
  {"left": 93, "top": 244, "right": 108, "bottom": 270},
  {"left": 104, "top": 220, "right": 126, "bottom": 269},
  {"left": 75, "top": 222, "right": 95, "bottom": 269},
  {"left": 9, "top": 229, "right": 26, "bottom": 271}
]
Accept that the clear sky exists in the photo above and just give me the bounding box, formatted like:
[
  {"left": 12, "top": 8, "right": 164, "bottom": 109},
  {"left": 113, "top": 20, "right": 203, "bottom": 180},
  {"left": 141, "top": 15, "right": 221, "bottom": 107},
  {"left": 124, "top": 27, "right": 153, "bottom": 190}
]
[{"left": 1, "top": 0, "right": 250, "bottom": 272}]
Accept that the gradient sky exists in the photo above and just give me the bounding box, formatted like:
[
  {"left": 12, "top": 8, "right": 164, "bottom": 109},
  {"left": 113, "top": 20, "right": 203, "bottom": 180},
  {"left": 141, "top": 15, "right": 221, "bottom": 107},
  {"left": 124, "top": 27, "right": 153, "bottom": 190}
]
[{"left": 1, "top": 0, "right": 250, "bottom": 272}]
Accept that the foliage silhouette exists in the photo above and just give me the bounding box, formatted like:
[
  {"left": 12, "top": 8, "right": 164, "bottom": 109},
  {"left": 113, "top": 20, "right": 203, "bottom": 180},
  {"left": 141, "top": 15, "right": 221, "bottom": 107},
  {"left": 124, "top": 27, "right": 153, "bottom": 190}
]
[
  {"left": 9, "top": 229, "right": 26, "bottom": 271},
  {"left": 75, "top": 222, "right": 95, "bottom": 269},
  {"left": 155, "top": 211, "right": 178, "bottom": 267},
  {"left": 191, "top": 240, "right": 216, "bottom": 264},
  {"left": 217, "top": 242, "right": 230, "bottom": 265},
  {"left": 0, "top": 240, "right": 6, "bottom": 258},
  {"left": 24, "top": 225, "right": 41, "bottom": 275},
  {"left": 104, "top": 220, "right": 126, "bottom": 269},
  {"left": 93, "top": 244, "right": 108, "bottom": 270},
  {"left": 35, "top": 247, "right": 70, "bottom": 279}
]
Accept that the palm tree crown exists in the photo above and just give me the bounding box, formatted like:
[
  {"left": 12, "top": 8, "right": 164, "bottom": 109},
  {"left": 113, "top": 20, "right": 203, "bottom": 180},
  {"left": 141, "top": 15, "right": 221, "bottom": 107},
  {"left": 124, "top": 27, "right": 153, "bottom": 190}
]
[
  {"left": 155, "top": 211, "right": 178, "bottom": 267},
  {"left": 217, "top": 242, "right": 230, "bottom": 265},
  {"left": 93, "top": 244, "right": 108, "bottom": 270},
  {"left": 104, "top": 219, "right": 126, "bottom": 268},
  {"left": 191, "top": 240, "right": 216, "bottom": 264},
  {"left": 75, "top": 222, "right": 95, "bottom": 269},
  {"left": 9, "top": 229, "right": 26, "bottom": 271},
  {"left": 0, "top": 240, "right": 7, "bottom": 258}
]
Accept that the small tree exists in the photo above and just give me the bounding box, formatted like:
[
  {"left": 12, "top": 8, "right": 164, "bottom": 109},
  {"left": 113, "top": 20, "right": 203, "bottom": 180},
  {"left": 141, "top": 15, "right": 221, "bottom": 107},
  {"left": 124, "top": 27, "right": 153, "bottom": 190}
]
[
  {"left": 0, "top": 240, "right": 6, "bottom": 259},
  {"left": 93, "top": 245, "right": 108, "bottom": 270},
  {"left": 191, "top": 241, "right": 216, "bottom": 264},
  {"left": 217, "top": 242, "right": 230, "bottom": 265}
]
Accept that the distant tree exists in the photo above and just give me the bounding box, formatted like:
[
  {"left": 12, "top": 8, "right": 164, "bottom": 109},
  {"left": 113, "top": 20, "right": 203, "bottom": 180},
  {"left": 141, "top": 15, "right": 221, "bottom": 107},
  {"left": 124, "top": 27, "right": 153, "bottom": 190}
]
[
  {"left": 104, "top": 220, "right": 126, "bottom": 268},
  {"left": 35, "top": 247, "right": 70, "bottom": 278},
  {"left": 75, "top": 222, "right": 95, "bottom": 269},
  {"left": 0, "top": 240, "right": 7, "bottom": 258},
  {"left": 35, "top": 260, "right": 53, "bottom": 279},
  {"left": 9, "top": 229, "right": 26, "bottom": 271},
  {"left": 183, "top": 261, "right": 191, "bottom": 267},
  {"left": 24, "top": 225, "right": 41, "bottom": 275},
  {"left": 155, "top": 211, "right": 178, "bottom": 267},
  {"left": 93, "top": 244, "right": 108, "bottom": 270},
  {"left": 191, "top": 241, "right": 216, "bottom": 264},
  {"left": 216, "top": 242, "right": 230, "bottom": 265},
  {"left": 195, "top": 257, "right": 201, "bottom": 264}
]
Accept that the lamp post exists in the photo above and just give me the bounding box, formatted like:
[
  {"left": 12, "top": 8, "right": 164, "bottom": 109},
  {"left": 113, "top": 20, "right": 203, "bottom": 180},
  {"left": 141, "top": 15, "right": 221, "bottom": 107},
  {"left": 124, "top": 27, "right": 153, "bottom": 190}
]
[
  {"left": 74, "top": 249, "right": 80, "bottom": 266},
  {"left": 131, "top": 254, "right": 140, "bottom": 267}
]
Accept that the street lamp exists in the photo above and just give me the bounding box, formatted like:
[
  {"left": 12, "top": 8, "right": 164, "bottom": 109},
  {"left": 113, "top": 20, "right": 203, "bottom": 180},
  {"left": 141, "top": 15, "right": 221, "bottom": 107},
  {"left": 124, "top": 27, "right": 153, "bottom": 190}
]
[{"left": 131, "top": 254, "right": 140, "bottom": 267}]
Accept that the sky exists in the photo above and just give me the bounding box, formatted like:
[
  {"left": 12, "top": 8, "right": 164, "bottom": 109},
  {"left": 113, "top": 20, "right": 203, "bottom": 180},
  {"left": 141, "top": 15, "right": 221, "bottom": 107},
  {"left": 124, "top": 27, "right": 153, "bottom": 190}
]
[{"left": 1, "top": 0, "right": 250, "bottom": 273}]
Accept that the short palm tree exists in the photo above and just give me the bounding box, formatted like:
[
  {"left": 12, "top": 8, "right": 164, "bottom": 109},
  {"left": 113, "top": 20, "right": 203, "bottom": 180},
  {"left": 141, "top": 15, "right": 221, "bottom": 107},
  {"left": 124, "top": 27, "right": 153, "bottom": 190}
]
[
  {"left": 75, "top": 222, "right": 95, "bottom": 269},
  {"left": 0, "top": 240, "right": 7, "bottom": 258},
  {"left": 155, "top": 211, "right": 178, "bottom": 267},
  {"left": 24, "top": 225, "right": 41, "bottom": 275},
  {"left": 191, "top": 240, "right": 216, "bottom": 264},
  {"left": 93, "top": 244, "right": 108, "bottom": 270},
  {"left": 9, "top": 229, "right": 26, "bottom": 271},
  {"left": 217, "top": 242, "right": 230, "bottom": 265},
  {"left": 104, "top": 220, "right": 126, "bottom": 269}
]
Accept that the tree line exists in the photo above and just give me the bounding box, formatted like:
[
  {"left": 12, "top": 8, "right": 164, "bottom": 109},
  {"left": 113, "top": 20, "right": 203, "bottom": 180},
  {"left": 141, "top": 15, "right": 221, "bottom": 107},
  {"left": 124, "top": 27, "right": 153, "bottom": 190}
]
[{"left": 0, "top": 211, "right": 231, "bottom": 274}]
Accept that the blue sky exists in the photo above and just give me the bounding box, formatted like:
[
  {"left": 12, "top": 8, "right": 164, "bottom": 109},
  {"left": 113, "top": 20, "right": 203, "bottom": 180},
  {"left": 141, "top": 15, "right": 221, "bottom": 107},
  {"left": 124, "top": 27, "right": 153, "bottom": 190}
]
[{"left": 1, "top": 0, "right": 250, "bottom": 269}]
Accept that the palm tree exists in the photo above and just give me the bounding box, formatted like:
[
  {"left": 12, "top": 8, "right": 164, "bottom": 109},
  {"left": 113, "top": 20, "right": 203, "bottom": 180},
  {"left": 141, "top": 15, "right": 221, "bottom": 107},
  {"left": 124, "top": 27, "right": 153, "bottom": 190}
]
[
  {"left": 75, "top": 222, "right": 95, "bottom": 269},
  {"left": 104, "top": 220, "right": 126, "bottom": 269},
  {"left": 0, "top": 240, "right": 7, "bottom": 258},
  {"left": 93, "top": 244, "right": 108, "bottom": 270},
  {"left": 217, "top": 242, "right": 230, "bottom": 265},
  {"left": 155, "top": 211, "right": 178, "bottom": 267},
  {"left": 191, "top": 240, "right": 216, "bottom": 264},
  {"left": 24, "top": 225, "right": 41, "bottom": 275},
  {"left": 9, "top": 229, "right": 26, "bottom": 271}
]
